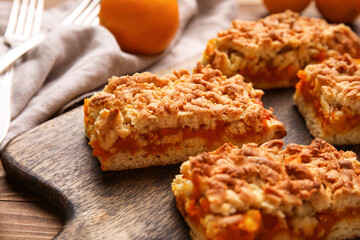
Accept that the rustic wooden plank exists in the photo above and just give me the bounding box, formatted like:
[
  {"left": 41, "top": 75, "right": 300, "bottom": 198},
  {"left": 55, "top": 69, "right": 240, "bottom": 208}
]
[
  {"left": 0, "top": 201, "right": 63, "bottom": 240},
  {"left": 1, "top": 157, "right": 64, "bottom": 239},
  {"left": 0, "top": 177, "right": 42, "bottom": 202},
  {"left": 0, "top": 159, "right": 6, "bottom": 177},
  {"left": 1, "top": 157, "right": 42, "bottom": 201},
  {"left": 0, "top": 234, "right": 52, "bottom": 240}
]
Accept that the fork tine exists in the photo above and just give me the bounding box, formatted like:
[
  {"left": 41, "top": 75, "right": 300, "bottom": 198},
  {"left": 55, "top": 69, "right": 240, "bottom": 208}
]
[
  {"left": 73, "top": 0, "right": 100, "bottom": 25},
  {"left": 14, "top": 0, "right": 30, "bottom": 37},
  {"left": 4, "top": 0, "right": 20, "bottom": 38},
  {"left": 11, "top": 0, "right": 43, "bottom": 44},
  {"left": 82, "top": 2, "right": 100, "bottom": 25},
  {"left": 0, "top": 0, "right": 100, "bottom": 75},
  {"left": 22, "top": 0, "right": 36, "bottom": 38},
  {"left": 32, "top": 0, "right": 44, "bottom": 35},
  {"left": 59, "top": 0, "right": 92, "bottom": 26},
  {"left": 84, "top": 2, "right": 100, "bottom": 25}
]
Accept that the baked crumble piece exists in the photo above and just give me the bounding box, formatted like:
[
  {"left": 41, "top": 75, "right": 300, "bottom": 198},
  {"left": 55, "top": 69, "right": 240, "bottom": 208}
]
[
  {"left": 172, "top": 139, "right": 360, "bottom": 239},
  {"left": 203, "top": 10, "right": 360, "bottom": 89},
  {"left": 84, "top": 64, "right": 286, "bottom": 170},
  {"left": 294, "top": 54, "right": 360, "bottom": 145}
]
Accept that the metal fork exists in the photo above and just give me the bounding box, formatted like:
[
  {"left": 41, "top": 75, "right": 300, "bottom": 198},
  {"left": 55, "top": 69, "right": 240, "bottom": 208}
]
[
  {"left": 0, "top": 0, "right": 100, "bottom": 75},
  {"left": 0, "top": 0, "right": 101, "bottom": 145},
  {"left": 0, "top": 0, "right": 44, "bottom": 144},
  {"left": 4, "top": 0, "right": 44, "bottom": 47},
  {"left": 59, "top": 0, "right": 100, "bottom": 26}
]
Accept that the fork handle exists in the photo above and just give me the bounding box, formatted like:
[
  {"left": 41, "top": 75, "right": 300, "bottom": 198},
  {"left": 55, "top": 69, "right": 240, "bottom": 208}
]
[
  {"left": 0, "top": 33, "right": 45, "bottom": 75},
  {"left": 0, "top": 68, "right": 13, "bottom": 144}
]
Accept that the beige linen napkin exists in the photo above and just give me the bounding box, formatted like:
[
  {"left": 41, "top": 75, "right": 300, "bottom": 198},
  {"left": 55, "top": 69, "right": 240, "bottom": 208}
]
[{"left": 0, "top": 0, "right": 238, "bottom": 149}]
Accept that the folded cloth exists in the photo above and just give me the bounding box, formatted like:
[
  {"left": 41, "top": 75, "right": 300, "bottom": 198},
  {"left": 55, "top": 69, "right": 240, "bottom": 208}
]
[{"left": 0, "top": 0, "right": 239, "bottom": 149}]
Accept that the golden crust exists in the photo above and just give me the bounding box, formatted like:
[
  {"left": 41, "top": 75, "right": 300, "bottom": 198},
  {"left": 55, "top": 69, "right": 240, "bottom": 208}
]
[
  {"left": 172, "top": 139, "right": 360, "bottom": 239},
  {"left": 298, "top": 54, "right": 360, "bottom": 114},
  {"left": 84, "top": 64, "right": 286, "bottom": 170},
  {"left": 203, "top": 10, "right": 360, "bottom": 89},
  {"left": 294, "top": 54, "right": 360, "bottom": 144}
]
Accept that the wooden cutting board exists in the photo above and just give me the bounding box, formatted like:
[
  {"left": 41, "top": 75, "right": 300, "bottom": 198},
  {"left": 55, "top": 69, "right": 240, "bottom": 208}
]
[{"left": 2, "top": 58, "right": 360, "bottom": 239}]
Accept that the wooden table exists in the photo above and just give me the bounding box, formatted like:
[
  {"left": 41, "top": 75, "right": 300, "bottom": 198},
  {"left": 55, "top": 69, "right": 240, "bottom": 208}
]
[{"left": 0, "top": 161, "right": 64, "bottom": 239}]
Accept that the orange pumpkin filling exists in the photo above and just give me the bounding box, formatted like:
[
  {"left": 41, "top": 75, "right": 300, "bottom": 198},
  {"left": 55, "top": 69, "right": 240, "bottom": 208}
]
[
  {"left": 180, "top": 193, "right": 360, "bottom": 240},
  {"left": 296, "top": 70, "right": 360, "bottom": 134},
  {"left": 238, "top": 51, "right": 326, "bottom": 88},
  {"left": 89, "top": 117, "right": 272, "bottom": 162},
  {"left": 205, "top": 36, "right": 328, "bottom": 88},
  {"left": 179, "top": 152, "right": 360, "bottom": 240},
  {"left": 239, "top": 64, "right": 298, "bottom": 87}
]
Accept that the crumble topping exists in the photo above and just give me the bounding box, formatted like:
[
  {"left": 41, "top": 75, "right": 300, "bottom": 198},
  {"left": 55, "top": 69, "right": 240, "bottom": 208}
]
[
  {"left": 85, "top": 64, "right": 284, "bottom": 151},
  {"left": 301, "top": 54, "right": 360, "bottom": 116},
  {"left": 174, "top": 139, "right": 360, "bottom": 219},
  {"left": 203, "top": 10, "right": 360, "bottom": 78}
]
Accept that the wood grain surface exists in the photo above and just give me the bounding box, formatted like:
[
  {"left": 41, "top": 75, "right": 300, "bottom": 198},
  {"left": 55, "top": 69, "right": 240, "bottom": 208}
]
[
  {"left": 2, "top": 1, "right": 360, "bottom": 239},
  {"left": 3, "top": 78, "right": 360, "bottom": 239},
  {"left": 0, "top": 161, "right": 64, "bottom": 240},
  {"left": 1, "top": 105, "right": 188, "bottom": 239}
]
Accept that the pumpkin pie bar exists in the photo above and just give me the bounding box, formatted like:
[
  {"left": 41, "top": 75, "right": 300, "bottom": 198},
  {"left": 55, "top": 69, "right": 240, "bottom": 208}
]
[
  {"left": 294, "top": 54, "right": 360, "bottom": 145},
  {"left": 172, "top": 139, "right": 360, "bottom": 240},
  {"left": 203, "top": 10, "right": 360, "bottom": 89},
  {"left": 84, "top": 64, "right": 286, "bottom": 171}
]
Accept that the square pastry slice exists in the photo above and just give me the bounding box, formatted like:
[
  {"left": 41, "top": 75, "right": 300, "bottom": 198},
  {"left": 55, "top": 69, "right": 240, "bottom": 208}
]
[
  {"left": 84, "top": 64, "right": 286, "bottom": 170},
  {"left": 203, "top": 10, "right": 360, "bottom": 89},
  {"left": 172, "top": 139, "right": 360, "bottom": 240},
  {"left": 294, "top": 54, "right": 360, "bottom": 145}
]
